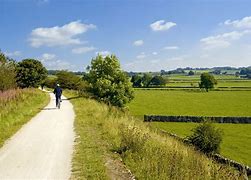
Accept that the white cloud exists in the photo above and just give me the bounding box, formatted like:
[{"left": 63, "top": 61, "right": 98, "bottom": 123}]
[
  {"left": 72, "top": 46, "right": 96, "bottom": 54},
  {"left": 150, "top": 20, "right": 176, "bottom": 31},
  {"left": 163, "top": 46, "right": 179, "bottom": 50},
  {"left": 224, "top": 16, "right": 251, "bottom": 29},
  {"left": 42, "top": 53, "right": 56, "bottom": 60},
  {"left": 200, "top": 30, "right": 251, "bottom": 49},
  {"left": 152, "top": 52, "right": 158, "bottom": 55},
  {"left": 133, "top": 40, "right": 144, "bottom": 46},
  {"left": 29, "top": 20, "right": 96, "bottom": 47},
  {"left": 96, "top": 51, "right": 111, "bottom": 57},
  {"left": 136, "top": 52, "right": 146, "bottom": 59},
  {"left": 4, "top": 51, "right": 22, "bottom": 57}
]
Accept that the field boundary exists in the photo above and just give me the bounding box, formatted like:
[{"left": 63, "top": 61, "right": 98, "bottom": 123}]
[{"left": 144, "top": 115, "right": 251, "bottom": 124}]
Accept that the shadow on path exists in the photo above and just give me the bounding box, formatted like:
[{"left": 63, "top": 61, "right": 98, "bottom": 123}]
[{"left": 41, "top": 107, "right": 57, "bottom": 110}]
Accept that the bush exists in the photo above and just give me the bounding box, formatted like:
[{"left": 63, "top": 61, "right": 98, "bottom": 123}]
[
  {"left": 150, "top": 75, "right": 166, "bottom": 86},
  {"left": 186, "top": 122, "right": 223, "bottom": 154},
  {"left": 85, "top": 55, "right": 134, "bottom": 107}
]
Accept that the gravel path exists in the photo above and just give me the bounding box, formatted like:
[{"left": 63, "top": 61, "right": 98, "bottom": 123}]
[{"left": 0, "top": 92, "right": 75, "bottom": 179}]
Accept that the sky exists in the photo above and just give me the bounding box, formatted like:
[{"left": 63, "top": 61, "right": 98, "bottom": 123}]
[{"left": 1, "top": 0, "right": 251, "bottom": 72}]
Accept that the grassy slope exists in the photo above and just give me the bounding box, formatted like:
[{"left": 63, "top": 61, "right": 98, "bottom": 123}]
[
  {"left": 0, "top": 89, "right": 49, "bottom": 147},
  {"left": 151, "top": 122, "right": 251, "bottom": 166},
  {"left": 65, "top": 91, "right": 243, "bottom": 179},
  {"left": 129, "top": 90, "right": 251, "bottom": 117}
]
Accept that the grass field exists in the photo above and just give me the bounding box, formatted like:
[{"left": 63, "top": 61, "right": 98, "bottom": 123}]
[
  {"left": 0, "top": 88, "right": 49, "bottom": 147},
  {"left": 129, "top": 90, "right": 251, "bottom": 117},
  {"left": 151, "top": 122, "right": 251, "bottom": 167},
  {"left": 65, "top": 90, "right": 243, "bottom": 179}
]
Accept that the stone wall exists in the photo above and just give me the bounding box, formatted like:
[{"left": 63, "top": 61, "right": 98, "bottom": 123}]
[{"left": 144, "top": 115, "right": 251, "bottom": 123}]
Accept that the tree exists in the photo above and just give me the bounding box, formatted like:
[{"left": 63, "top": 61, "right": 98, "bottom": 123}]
[
  {"left": 16, "top": 59, "right": 47, "bottom": 88},
  {"left": 85, "top": 55, "right": 134, "bottom": 107},
  {"left": 150, "top": 75, "right": 166, "bottom": 86},
  {"left": 199, "top": 73, "right": 217, "bottom": 92},
  {"left": 141, "top": 73, "right": 152, "bottom": 87},
  {"left": 188, "top": 70, "right": 195, "bottom": 76},
  {"left": 187, "top": 122, "right": 223, "bottom": 154},
  {"left": 56, "top": 70, "right": 87, "bottom": 90},
  {"left": 131, "top": 74, "right": 142, "bottom": 87},
  {"left": 0, "top": 52, "right": 17, "bottom": 91}
]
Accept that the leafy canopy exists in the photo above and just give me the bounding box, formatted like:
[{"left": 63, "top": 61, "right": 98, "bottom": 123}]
[
  {"left": 199, "top": 73, "right": 217, "bottom": 92},
  {"left": 16, "top": 59, "right": 47, "bottom": 88},
  {"left": 85, "top": 55, "right": 134, "bottom": 107}
]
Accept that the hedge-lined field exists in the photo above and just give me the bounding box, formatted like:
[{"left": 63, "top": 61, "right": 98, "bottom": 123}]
[
  {"left": 151, "top": 122, "right": 251, "bottom": 167},
  {"left": 129, "top": 90, "right": 251, "bottom": 117},
  {"left": 0, "top": 88, "right": 49, "bottom": 147}
]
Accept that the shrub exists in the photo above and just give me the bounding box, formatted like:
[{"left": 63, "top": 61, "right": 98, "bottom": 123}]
[
  {"left": 56, "top": 70, "right": 85, "bottom": 90},
  {"left": 186, "top": 122, "right": 223, "bottom": 154},
  {"left": 150, "top": 75, "right": 166, "bottom": 86}
]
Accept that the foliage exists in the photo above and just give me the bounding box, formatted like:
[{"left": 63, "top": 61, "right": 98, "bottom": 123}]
[
  {"left": 16, "top": 59, "right": 47, "bottom": 88},
  {"left": 131, "top": 74, "right": 142, "bottom": 87},
  {"left": 199, "top": 73, "right": 217, "bottom": 91},
  {"left": 187, "top": 122, "right": 223, "bottom": 154},
  {"left": 56, "top": 70, "right": 87, "bottom": 90},
  {"left": 141, "top": 73, "right": 152, "bottom": 87},
  {"left": 0, "top": 52, "right": 17, "bottom": 91},
  {"left": 150, "top": 75, "right": 166, "bottom": 86},
  {"left": 85, "top": 55, "right": 134, "bottom": 107},
  {"left": 188, "top": 70, "right": 195, "bottom": 76}
]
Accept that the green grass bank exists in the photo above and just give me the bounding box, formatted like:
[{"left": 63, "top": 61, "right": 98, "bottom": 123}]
[
  {"left": 151, "top": 122, "right": 251, "bottom": 167},
  {"left": 0, "top": 88, "right": 49, "bottom": 147},
  {"left": 65, "top": 90, "right": 244, "bottom": 179}
]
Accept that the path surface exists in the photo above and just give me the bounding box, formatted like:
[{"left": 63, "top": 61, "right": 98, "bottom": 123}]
[{"left": 0, "top": 92, "right": 75, "bottom": 179}]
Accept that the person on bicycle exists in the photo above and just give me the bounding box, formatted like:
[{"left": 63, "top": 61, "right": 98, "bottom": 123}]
[{"left": 53, "top": 84, "right": 62, "bottom": 108}]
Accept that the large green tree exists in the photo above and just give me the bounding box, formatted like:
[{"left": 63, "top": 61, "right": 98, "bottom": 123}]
[
  {"left": 16, "top": 59, "right": 47, "bottom": 88},
  {"left": 85, "top": 55, "right": 134, "bottom": 107},
  {"left": 199, "top": 73, "right": 217, "bottom": 92}
]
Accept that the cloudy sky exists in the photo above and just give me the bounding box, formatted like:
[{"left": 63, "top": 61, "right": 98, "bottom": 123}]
[{"left": 1, "top": 0, "right": 251, "bottom": 72}]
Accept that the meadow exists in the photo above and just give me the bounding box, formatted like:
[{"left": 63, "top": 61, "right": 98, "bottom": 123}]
[
  {"left": 128, "top": 74, "right": 251, "bottom": 169},
  {"left": 65, "top": 90, "right": 244, "bottom": 179},
  {"left": 129, "top": 90, "right": 251, "bottom": 117}
]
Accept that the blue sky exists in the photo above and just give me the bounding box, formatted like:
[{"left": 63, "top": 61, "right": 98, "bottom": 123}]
[{"left": 1, "top": 0, "right": 251, "bottom": 72}]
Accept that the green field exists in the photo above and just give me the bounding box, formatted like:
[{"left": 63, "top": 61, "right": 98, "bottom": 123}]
[
  {"left": 151, "top": 122, "right": 251, "bottom": 166},
  {"left": 129, "top": 90, "right": 251, "bottom": 117}
]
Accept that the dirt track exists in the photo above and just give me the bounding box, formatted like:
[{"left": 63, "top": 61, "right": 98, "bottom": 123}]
[{"left": 0, "top": 92, "right": 75, "bottom": 179}]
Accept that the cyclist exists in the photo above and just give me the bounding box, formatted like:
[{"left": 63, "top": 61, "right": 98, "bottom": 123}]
[{"left": 53, "top": 84, "right": 62, "bottom": 108}]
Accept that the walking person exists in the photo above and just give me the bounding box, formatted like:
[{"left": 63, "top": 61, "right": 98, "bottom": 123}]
[{"left": 53, "top": 84, "right": 62, "bottom": 108}]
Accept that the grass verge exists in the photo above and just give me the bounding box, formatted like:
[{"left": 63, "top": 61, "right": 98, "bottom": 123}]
[
  {"left": 65, "top": 90, "right": 245, "bottom": 179},
  {"left": 0, "top": 88, "right": 49, "bottom": 147},
  {"left": 151, "top": 122, "right": 251, "bottom": 167}
]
